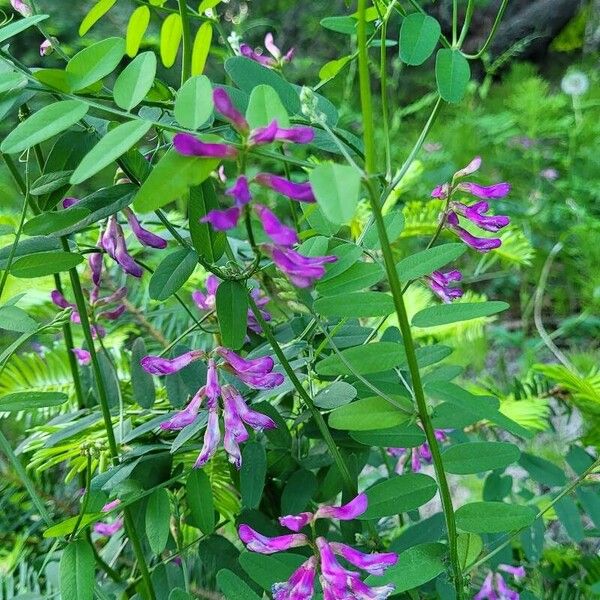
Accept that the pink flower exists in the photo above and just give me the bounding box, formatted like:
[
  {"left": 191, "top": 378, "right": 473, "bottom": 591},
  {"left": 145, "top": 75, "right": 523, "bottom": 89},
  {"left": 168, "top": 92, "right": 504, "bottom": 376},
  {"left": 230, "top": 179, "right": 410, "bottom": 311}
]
[
  {"left": 194, "top": 406, "right": 221, "bottom": 468},
  {"left": 452, "top": 201, "right": 510, "bottom": 233},
  {"left": 160, "top": 389, "right": 204, "bottom": 430},
  {"left": 213, "top": 88, "right": 248, "bottom": 132},
  {"left": 239, "top": 33, "right": 294, "bottom": 69},
  {"left": 238, "top": 524, "right": 309, "bottom": 554},
  {"left": 141, "top": 350, "right": 204, "bottom": 375},
  {"left": 200, "top": 206, "right": 242, "bottom": 231},
  {"left": 226, "top": 175, "right": 252, "bottom": 205},
  {"left": 254, "top": 205, "right": 299, "bottom": 247},
  {"left": 454, "top": 156, "right": 482, "bottom": 178},
  {"left": 192, "top": 275, "right": 220, "bottom": 310},
  {"left": 272, "top": 557, "right": 318, "bottom": 600},
  {"left": 457, "top": 182, "right": 511, "bottom": 199},
  {"left": 314, "top": 493, "right": 368, "bottom": 520},
  {"left": 427, "top": 270, "right": 463, "bottom": 303},
  {"left": 267, "top": 245, "right": 337, "bottom": 288},
  {"left": 123, "top": 208, "right": 167, "bottom": 249},
  {"left": 278, "top": 512, "right": 313, "bottom": 532},
  {"left": 173, "top": 133, "right": 238, "bottom": 159},
  {"left": 255, "top": 173, "right": 315, "bottom": 202},
  {"left": 11, "top": 0, "right": 31, "bottom": 16},
  {"left": 39, "top": 39, "right": 52, "bottom": 56},
  {"left": 328, "top": 543, "right": 397, "bottom": 576},
  {"left": 93, "top": 518, "right": 124, "bottom": 537},
  {"left": 250, "top": 121, "right": 314, "bottom": 145},
  {"left": 445, "top": 212, "right": 502, "bottom": 253},
  {"left": 72, "top": 348, "right": 91, "bottom": 365}
]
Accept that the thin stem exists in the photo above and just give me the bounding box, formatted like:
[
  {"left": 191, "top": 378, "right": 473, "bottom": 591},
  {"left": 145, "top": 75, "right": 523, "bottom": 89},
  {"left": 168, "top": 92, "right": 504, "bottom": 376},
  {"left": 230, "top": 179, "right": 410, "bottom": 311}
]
[
  {"left": 70, "top": 455, "right": 93, "bottom": 540},
  {"left": 463, "top": 0, "right": 510, "bottom": 59},
  {"left": 457, "top": 0, "right": 475, "bottom": 48},
  {"left": 0, "top": 429, "right": 53, "bottom": 526},
  {"left": 452, "top": 0, "right": 458, "bottom": 45},
  {"left": 177, "top": 0, "right": 193, "bottom": 84},
  {"left": 247, "top": 294, "right": 355, "bottom": 493},
  {"left": 380, "top": 10, "right": 392, "bottom": 180}
]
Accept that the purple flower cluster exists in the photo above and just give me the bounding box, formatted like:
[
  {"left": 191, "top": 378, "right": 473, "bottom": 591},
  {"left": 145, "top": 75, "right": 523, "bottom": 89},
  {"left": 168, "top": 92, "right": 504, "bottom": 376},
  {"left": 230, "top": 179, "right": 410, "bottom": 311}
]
[
  {"left": 63, "top": 199, "right": 167, "bottom": 281},
  {"left": 93, "top": 499, "right": 123, "bottom": 537},
  {"left": 141, "top": 347, "right": 283, "bottom": 468},
  {"left": 388, "top": 429, "right": 448, "bottom": 473},
  {"left": 474, "top": 564, "right": 525, "bottom": 600},
  {"left": 193, "top": 275, "right": 271, "bottom": 333},
  {"left": 174, "top": 88, "right": 337, "bottom": 288},
  {"left": 239, "top": 493, "right": 398, "bottom": 599},
  {"left": 432, "top": 157, "right": 511, "bottom": 253},
  {"left": 51, "top": 286, "right": 127, "bottom": 364},
  {"left": 427, "top": 270, "right": 463, "bottom": 303},
  {"left": 240, "top": 33, "right": 294, "bottom": 69}
]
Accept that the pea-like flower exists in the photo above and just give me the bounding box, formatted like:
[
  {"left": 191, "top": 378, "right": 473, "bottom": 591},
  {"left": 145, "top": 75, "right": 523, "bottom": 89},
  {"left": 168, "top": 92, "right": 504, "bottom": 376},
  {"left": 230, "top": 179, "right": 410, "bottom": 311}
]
[
  {"left": 93, "top": 499, "right": 123, "bottom": 537},
  {"left": 11, "top": 0, "right": 32, "bottom": 16},
  {"left": 388, "top": 429, "right": 448, "bottom": 473},
  {"left": 266, "top": 245, "right": 337, "bottom": 288},
  {"left": 255, "top": 173, "right": 316, "bottom": 203},
  {"left": 239, "top": 493, "right": 397, "bottom": 600},
  {"left": 39, "top": 39, "right": 53, "bottom": 56},
  {"left": 240, "top": 33, "right": 294, "bottom": 69},
  {"left": 141, "top": 348, "right": 282, "bottom": 468},
  {"left": 474, "top": 564, "right": 525, "bottom": 600},
  {"left": 427, "top": 270, "right": 463, "bottom": 303}
]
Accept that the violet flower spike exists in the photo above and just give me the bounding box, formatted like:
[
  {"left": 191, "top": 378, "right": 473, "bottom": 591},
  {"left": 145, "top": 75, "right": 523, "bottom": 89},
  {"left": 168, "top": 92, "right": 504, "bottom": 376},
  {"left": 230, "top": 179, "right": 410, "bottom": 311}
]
[
  {"left": 240, "top": 43, "right": 275, "bottom": 67},
  {"left": 254, "top": 204, "right": 299, "bottom": 247},
  {"left": 446, "top": 212, "right": 502, "bottom": 253},
  {"left": 268, "top": 245, "right": 337, "bottom": 288},
  {"left": 101, "top": 216, "right": 119, "bottom": 258},
  {"left": 160, "top": 389, "right": 204, "bottom": 430},
  {"left": 88, "top": 250, "right": 103, "bottom": 287},
  {"left": 217, "top": 347, "right": 275, "bottom": 374},
  {"left": 213, "top": 88, "right": 248, "bottom": 132},
  {"left": 428, "top": 269, "right": 463, "bottom": 303},
  {"left": 113, "top": 223, "right": 143, "bottom": 277},
  {"left": 273, "top": 125, "right": 314, "bottom": 144},
  {"left": 315, "top": 492, "right": 368, "bottom": 521},
  {"left": 124, "top": 208, "right": 167, "bottom": 249},
  {"left": 495, "top": 574, "right": 519, "bottom": 600},
  {"left": 223, "top": 385, "right": 277, "bottom": 431},
  {"left": 329, "top": 543, "right": 398, "bottom": 576},
  {"left": 238, "top": 524, "right": 308, "bottom": 554},
  {"left": 194, "top": 406, "right": 220, "bottom": 468},
  {"left": 278, "top": 512, "right": 314, "bottom": 532},
  {"left": 255, "top": 173, "right": 316, "bottom": 202},
  {"left": 457, "top": 182, "right": 511, "bottom": 199},
  {"left": 452, "top": 201, "right": 510, "bottom": 233},
  {"left": 51, "top": 290, "right": 74, "bottom": 310},
  {"left": 102, "top": 499, "right": 121, "bottom": 512},
  {"left": 225, "top": 175, "right": 252, "bottom": 206},
  {"left": 140, "top": 350, "right": 203, "bottom": 375},
  {"left": 72, "top": 348, "right": 91, "bottom": 366},
  {"left": 272, "top": 557, "right": 318, "bottom": 600},
  {"left": 173, "top": 133, "right": 238, "bottom": 159}
]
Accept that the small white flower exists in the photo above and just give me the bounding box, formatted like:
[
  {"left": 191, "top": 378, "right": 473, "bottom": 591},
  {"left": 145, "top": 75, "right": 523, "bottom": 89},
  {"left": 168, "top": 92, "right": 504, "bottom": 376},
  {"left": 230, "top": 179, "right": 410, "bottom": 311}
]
[{"left": 561, "top": 71, "right": 589, "bottom": 96}]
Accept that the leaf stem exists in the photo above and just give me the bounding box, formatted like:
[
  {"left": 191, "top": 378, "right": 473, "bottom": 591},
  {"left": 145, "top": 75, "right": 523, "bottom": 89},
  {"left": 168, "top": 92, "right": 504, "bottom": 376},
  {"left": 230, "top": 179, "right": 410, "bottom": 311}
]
[
  {"left": 177, "top": 0, "right": 193, "bottom": 84},
  {"left": 462, "top": 0, "right": 509, "bottom": 59}
]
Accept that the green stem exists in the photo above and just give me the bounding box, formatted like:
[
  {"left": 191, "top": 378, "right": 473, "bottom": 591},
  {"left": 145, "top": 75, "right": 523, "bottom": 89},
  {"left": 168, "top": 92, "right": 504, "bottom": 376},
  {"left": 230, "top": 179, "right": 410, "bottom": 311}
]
[
  {"left": 457, "top": 0, "right": 475, "bottom": 48},
  {"left": 0, "top": 429, "right": 53, "bottom": 526},
  {"left": 463, "top": 0, "right": 509, "bottom": 59},
  {"left": 177, "top": 0, "right": 193, "bottom": 84},
  {"left": 62, "top": 241, "right": 156, "bottom": 600},
  {"left": 247, "top": 294, "right": 355, "bottom": 493},
  {"left": 70, "top": 455, "right": 92, "bottom": 540},
  {"left": 452, "top": 0, "right": 458, "bottom": 45},
  {"left": 380, "top": 9, "right": 392, "bottom": 180}
]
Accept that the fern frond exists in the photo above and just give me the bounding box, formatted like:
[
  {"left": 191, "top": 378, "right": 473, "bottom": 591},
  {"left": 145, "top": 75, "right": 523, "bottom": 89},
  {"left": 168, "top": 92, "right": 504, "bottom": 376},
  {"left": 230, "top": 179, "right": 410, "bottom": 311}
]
[
  {"left": 499, "top": 395, "right": 551, "bottom": 432},
  {"left": 401, "top": 199, "right": 442, "bottom": 238}
]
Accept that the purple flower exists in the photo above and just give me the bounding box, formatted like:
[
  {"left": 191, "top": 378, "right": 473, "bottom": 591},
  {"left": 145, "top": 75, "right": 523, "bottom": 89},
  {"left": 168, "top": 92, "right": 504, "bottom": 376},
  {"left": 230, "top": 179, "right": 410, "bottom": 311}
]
[
  {"left": 200, "top": 206, "right": 242, "bottom": 231},
  {"left": 431, "top": 183, "right": 450, "bottom": 199},
  {"left": 192, "top": 275, "right": 220, "bottom": 310},
  {"left": 457, "top": 182, "right": 511, "bottom": 199},
  {"left": 474, "top": 567, "right": 524, "bottom": 600},
  {"left": 238, "top": 524, "right": 309, "bottom": 554},
  {"left": 123, "top": 208, "right": 167, "bottom": 249},
  {"left": 51, "top": 290, "right": 74, "bottom": 310},
  {"left": 315, "top": 493, "right": 368, "bottom": 521},
  {"left": 140, "top": 350, "right": 204, "bottom": 375},
  {"left": 250, "top": 120, "right": 280, "bottom": 145},
  {"left": 250, "top": 120, "right": 314, "bottom": 145},
  {"left": 102, "top": 499, "right": 121, "bottom": 512},
  {"left": 93, "top": 518, "right": 124, "bottom": 537},
  {"left": 222, "top": 385, "right": 277, "bottom": 431},
  {"left": 389, "top": 430, "right": 448, "bottom": 473},
  {"left": 160, "top": 389, "right": 204, "bottom": 430},
  {"left": 254, "top": 205, "right": 299, "bottom": 246},
  {"left": 255, "top": 173, "right": 315, "bottom": 203},
  {"left": 239, "top": 33, "right": 294, "bottom": 69},
  {"left": 62, "top": 197, "right": 79, "bottom": 208},
  {"left": 213, "top": 88, "right": 248, "bottom": 132},
  {"left": 267, "top": 245, "right": 337, "bottom": 288},
  {"left": 40, "top": 39, "right": 52, "bottom": 56},
  {"left": 10, "top": 0, "right": 31, "bottom": 16},
  {"left": 173, "top": 133, "right": 238, "bottom": 159},
  {"left": 445, "top": 212, "right": 502, "bottom": 253},
  {"left": 427, "top": 269, "right": 463, "bottom": 303},
  {"left": 89, "top": 251, "right": 103, "bottom": 287},
  {"left": 272, "top": 557, "right": 318, "bottom": 600},
  {"left": 452, "top": 201, "right": 510, "bottom": 233},
  {"left": 246, "top": 287, "right": 271, "bottom": 334},
  {"left": 329, "top": 543, "right": 398, "bottom": 576},
  {"left": 454, "top": 156, "right": 482, "bottom": 179},
  {"left": 195, "top": 406, "right": 220, "bottom": 468},
  {"left": 218, "top": 348, "right": 284, "bottom": 390},
  {"left": 205, "top": 359, "right": 221, "bottom": 403},
  {"left": 226, "top": 176, "right": 252, "bottom": 206},
  {"left": 72, "top": 348, "right": 91, "bottom": 365},
  {"left": 278, "top": 512, "right": 313, "bottom": 532},
  {"left": 498, "top": 564, "right": 526, "bottom": 579}
]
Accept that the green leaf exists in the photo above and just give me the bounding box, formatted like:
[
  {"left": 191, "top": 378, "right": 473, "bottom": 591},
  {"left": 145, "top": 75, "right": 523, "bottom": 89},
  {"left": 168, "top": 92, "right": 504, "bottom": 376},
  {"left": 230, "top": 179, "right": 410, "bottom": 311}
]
[
  {"left": 186, "top": 470, "right": 215, "bottom": 534},
  {"left": 191, "top": 22, "right": 213, "bottom": 75},
  {"left": 399, "top": 13, "right": 441, "bottom": 65},
  {"left": 59, "top": 539, "right": 94, "bottom": 600},
  {"left": 309, "top": 163, "right": 361, "bottom": 224},
  {"left": 174, "top": 75, "right": 213, "bottom": 129},
  {"left": 319, "top": 243, "right": 363, "bottom": 281},
  {"left": 225, "top": 56, "right": 300, "bottom": 114},
  {"left": 0, "top": 391, "right": 68, "bottom": 412},
  {"left": 133, "top": 148, "right": 219, "bottom": 213},
  {"left": 316, "top": 262, "right": 384, "bottom": 295},
  {"left": 328, "top": 397, "right": 411, "bottom": 431},
  {"left": 554, "top": 496, "right": 584, "bottom": 543},
  {"left": 79, "top": 0, "right": 117, "bottom": 36},
  {"left": 71, "top": 120, "right": 152, "bottom": 184},
  {"left": 0, "top": 72, "right": 27, "bottom": 94},
  {"left": 362, "top": 210, "right": 405, "bottom": 249},
  {"left": 189, "top": 181, "right": 226, "bottom": 262},
  {"left": 360, "top": 474, "right": 438, "bottom": 519},
  {"left": 319, "top": 55, "right": 352, "bottom": 81},
  {"left": 457, "top": 533, "right": 483, "bottom": 569},
  {"left": 316, "top": 341, "right": 407, "bottom": 376},
  {"left": 314, "top": 291, "right": 394, "bottom": 318},
  {"left": 301, "top": 203, "right": 339, "bottom": 236},
  {"left": 66, "top": 37, "right": 125, "bottom": 91},
  {"left": 246, "top": 84, "right": 289, "bottom": 129},
  {"left": 313, "top": 381, "right": 357, "bottom": 410},
  {"left": 10, "top": 250, "right": 83, "bottom": 278},
  {"left": 442, "top": 442, "right": 521, "bottom": 474},
  {"left": 281, "top": 470, "right": 317, "bottom": 515},
  {"left": 396, "top": 243, "right": 466, "bottom": 281},
  {"left": 28, "top": 171, "right": 74, "bottom": 196},
  {"left": 0, "top": 305, "right": 37, "bottom": 333},
  {"left": 149, "top": 248, "right": 198, "bottom": 301},
  {"left": 320, "top": 16, "right": 357, "bottom": 34},
  {"left": 435, "top": 48, "right": 471, "bottom": 103},
  {"left": 24, "top": 208, "right": 87, "bottom": 236},
  {"left": 160, "top": 13, "right": 182, "bottom": 68},
  {"left": 456, "top": 501, "right": 537, "bottom": 533},
  {"left": 217, "top": 570, "right": 261, "bottom": 600},
  {"left": 145, "top": 488, "right": 170, "bottom": 554},
  {"left": 126, "top": 6, "right": 151, "bottom": 57},
  {"left": 44, "top": 514, "right": 102, "bottom": 538},
  {"left": 365, "top": 543, "right": 446, "bottom": 592},
  {"left": 350, "top": 423, "right": 426, "bottom": 448},
  {"left": 239, "top": 552, "right": 305, "bottom": 591},
  {"left": 412, "top": 301, "right": 509, "bottom": 327},
  {"left": 113, "top": 52, "right": 157, "bottom": 111},
  {"left": 1, "top": 100, "right": 89, "bottom": 154},
  {"left": 216, "top": 280, "right": 248, "bottom": 350},
  {"left": 0, "top": 237, "right": 70, "bottom": 269},
  {"left": 519, "top": 453, "right": 567, "bottom": 487},
  {"left": 241, "top": 442, "right": 266, "bottom": 509},
  {"left": 131, "top": 338, "right": 156, "bottom": 409},
  {"left": 0, "top": 15, "right": 49, "bottom": 45}
]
